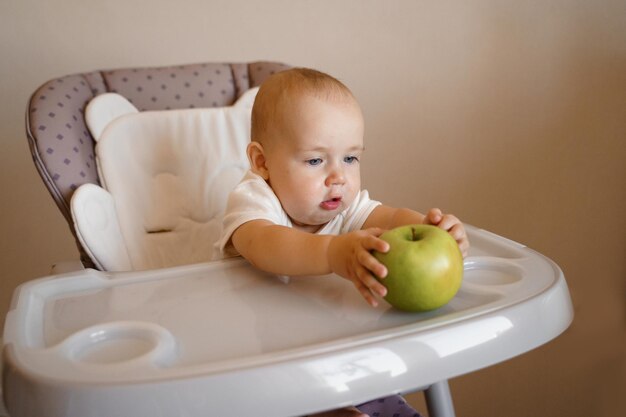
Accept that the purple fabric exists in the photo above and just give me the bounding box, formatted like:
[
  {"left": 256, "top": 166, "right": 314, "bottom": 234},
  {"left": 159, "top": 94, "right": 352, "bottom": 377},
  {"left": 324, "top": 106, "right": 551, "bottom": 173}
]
[{"left": 356, "top": 395, "right": 423, "bottom": 417}]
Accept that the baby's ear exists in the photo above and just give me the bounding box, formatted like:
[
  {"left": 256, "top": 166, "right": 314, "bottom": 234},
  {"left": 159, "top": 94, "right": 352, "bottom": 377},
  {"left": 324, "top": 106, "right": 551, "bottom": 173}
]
[{"left": 247, "top": 141, "right": 270, "bottom": 180}]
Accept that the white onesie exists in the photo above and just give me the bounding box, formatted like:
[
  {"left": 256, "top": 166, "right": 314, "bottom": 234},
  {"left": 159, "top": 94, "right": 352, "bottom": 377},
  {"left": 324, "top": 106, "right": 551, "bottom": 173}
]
[{"left": 216, "top": 170, "right": 381, "bottom": 258}]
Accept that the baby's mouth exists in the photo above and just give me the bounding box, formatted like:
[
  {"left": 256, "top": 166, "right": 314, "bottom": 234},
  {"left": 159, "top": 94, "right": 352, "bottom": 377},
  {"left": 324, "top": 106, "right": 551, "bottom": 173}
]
[{"left": 320, "top": 197, "right": 342, "bottom": 211}]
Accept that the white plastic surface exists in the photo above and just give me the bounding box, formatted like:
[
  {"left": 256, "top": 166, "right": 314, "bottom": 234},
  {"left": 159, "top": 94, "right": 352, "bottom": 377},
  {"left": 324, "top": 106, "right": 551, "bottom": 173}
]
[{"left": 2, "top": 225, "right": 573, "bottom": 417}]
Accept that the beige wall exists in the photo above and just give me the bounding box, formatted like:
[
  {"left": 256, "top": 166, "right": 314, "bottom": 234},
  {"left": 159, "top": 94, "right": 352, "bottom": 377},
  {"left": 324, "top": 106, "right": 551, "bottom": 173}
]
[{"left": 1, "top": 0, "right": 624, "bottom": 416}]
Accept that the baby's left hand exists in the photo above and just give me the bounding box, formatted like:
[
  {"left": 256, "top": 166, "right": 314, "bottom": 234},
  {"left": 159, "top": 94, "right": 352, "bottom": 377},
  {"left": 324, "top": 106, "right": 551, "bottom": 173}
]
[{"left": 423, "top": 208, "right": 469, "bottom": 257}]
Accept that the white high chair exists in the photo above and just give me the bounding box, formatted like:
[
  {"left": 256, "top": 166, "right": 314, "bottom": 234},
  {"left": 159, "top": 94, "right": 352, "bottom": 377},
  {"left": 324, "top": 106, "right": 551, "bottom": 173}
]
[{"left": 2, "top": 61, "right": 574, "bottom": 417}]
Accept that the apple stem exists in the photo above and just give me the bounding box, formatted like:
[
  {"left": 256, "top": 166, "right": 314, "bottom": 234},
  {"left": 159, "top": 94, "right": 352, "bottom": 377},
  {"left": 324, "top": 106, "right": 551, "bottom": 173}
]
[{"left": 412, "top": 227, "right": 418, "bottom": 241}]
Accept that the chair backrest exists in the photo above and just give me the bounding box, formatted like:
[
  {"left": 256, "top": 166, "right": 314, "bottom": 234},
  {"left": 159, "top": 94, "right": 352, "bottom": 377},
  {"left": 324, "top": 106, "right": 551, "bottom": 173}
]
[
  {"left": 26, "top": 61, "right": 289, "bottom": 269},
  {"left": 72, "top": 88, "right": 258, "bottom": 271}
]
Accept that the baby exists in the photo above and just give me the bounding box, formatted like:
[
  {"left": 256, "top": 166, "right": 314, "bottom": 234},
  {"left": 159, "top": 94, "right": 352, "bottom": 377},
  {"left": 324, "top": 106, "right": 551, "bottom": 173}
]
[{"left": 218, "top": 68, "right": 469, "bottom": 416}]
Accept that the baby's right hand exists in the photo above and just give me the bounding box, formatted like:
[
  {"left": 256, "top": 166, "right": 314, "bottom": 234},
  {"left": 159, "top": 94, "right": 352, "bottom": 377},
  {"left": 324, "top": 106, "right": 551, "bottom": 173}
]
[{"left": 327, "top": 228, "right": 390, "bottom": 307}]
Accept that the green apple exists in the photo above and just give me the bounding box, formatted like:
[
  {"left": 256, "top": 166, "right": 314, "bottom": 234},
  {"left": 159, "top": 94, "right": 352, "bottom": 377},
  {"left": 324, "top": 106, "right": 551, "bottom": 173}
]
[{"left": 373, "top": 224, "right": 463, "bottom": 312}]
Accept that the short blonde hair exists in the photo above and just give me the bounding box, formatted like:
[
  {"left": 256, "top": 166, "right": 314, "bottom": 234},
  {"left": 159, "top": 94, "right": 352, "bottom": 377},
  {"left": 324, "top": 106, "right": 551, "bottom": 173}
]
[{"left": 251, "top": 68, "right": 355, "bottom": 144}]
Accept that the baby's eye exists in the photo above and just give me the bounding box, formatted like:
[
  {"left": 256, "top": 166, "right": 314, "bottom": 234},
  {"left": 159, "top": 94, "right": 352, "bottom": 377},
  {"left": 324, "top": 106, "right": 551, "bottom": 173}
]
[
  {"left": 306, "top": 158, "right": 323, "bottom": 166},
  {"left": 344, "top": 155, "right": 359, "bottom": 164}
]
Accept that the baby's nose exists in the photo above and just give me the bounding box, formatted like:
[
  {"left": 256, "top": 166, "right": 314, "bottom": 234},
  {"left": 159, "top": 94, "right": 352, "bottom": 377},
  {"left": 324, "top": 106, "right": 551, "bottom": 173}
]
[{"left": 326, "top": 167, "right": 346, "bottom": 186}]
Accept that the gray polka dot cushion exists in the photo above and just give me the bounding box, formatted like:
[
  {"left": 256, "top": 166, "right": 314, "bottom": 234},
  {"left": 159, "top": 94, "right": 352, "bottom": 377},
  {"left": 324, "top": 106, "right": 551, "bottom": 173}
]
[{"left": 26, "top": 61, "right": 290, "bottom": 267}]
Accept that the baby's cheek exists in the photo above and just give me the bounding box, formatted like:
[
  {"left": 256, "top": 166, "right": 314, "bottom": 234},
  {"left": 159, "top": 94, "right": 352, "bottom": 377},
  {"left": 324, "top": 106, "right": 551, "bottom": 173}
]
[{"left": 344, "top": 188, "right": 360, "bottom": 207}]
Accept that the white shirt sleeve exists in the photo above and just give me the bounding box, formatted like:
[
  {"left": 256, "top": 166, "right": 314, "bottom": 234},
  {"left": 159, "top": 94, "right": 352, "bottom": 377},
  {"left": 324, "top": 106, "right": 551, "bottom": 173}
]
[{"left": 216, "top": 171, "right": 291, "bottom": 257}]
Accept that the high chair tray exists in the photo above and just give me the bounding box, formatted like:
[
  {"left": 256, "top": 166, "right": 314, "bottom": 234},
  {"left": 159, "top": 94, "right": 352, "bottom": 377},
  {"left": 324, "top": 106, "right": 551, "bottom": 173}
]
[{"left": 2, "top": 225, "right": 573, "bottom": 417}]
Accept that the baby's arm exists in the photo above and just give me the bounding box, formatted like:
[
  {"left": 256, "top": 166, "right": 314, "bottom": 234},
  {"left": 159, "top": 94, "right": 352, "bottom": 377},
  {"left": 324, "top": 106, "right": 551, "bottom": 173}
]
[
  {"left": 363, "top": 205, "right": 469, "bottom": 257},
  {"left": 231, "top": 219, "right": 389, "bottom": 307},
  {"left": 231, "top": 207, "right": 468, "bottom": 307}
]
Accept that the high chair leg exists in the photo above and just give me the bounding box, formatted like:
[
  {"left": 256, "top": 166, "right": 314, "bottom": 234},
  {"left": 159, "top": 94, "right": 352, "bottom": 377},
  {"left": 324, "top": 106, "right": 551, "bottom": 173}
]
[{"left": 425, "top": 380, "right": 456, "bottom": 417}]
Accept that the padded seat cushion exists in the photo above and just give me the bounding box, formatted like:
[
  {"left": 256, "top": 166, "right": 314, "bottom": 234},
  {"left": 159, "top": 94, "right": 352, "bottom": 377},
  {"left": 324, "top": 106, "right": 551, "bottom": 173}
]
[{"left": 71, "top": 88, "right": 258, "bottom": 271}]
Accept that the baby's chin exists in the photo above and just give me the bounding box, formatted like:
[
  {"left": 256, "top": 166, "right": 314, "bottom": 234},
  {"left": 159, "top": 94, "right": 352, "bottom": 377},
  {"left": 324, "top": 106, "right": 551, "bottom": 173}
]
[
  {"left": 290, "top": 221, "right": 325, "bottom": 233},
  {"left": 289, "top": 198, "right": 355, "bottom": 232},
  {"left": 289, "top": 214, "right": 336, "bottom": 233}
]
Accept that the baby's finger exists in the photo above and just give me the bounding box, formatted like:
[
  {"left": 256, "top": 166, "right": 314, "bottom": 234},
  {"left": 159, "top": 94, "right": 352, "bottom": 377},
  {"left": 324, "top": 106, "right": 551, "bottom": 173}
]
[
  {"left": 424, "top": 208, "right": 443, "bottom": 225},
  {"left": 458, "top": 238, "right": 470, "bottom": 258},
  {"left": 363, "top": 227, "right": 386, "bottom": 238},
  {"left": 358, "top": 249, "right": 387, "bottom": 278},
  {"left": 459, "top": 240, "right": 469, "bottom": 258},
  {"left": 353, "top": 280, "right": 379, "bottom": 308},
  {"left": 363, "top": 234, "right": 389, "bottom": 254},
  {"left": 354, "top": 263, "right": 387, "bottom": 297},
  {"left": 449, "top": 224, "right": 469, "bottom": 257},
  {"left": 436, "top": 214, "right": 461, "bottom": 232},
  {"left": 448, "top": 222, "right": 466, "bottom": 241}
]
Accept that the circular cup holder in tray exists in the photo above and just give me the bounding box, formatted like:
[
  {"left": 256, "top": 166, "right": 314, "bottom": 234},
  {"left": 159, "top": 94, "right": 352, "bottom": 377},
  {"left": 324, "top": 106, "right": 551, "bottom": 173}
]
[
  {"left": 463, "top": 257, "right": 524, "bottom": 286},
  {"left": 56, "top": 321, "right": 177, "bottom": 368}
]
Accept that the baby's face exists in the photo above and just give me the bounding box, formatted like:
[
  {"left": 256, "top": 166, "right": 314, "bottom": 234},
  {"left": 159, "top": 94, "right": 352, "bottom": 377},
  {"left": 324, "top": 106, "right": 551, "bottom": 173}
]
[{"left": 264, "top": 95, "right": 364, "bottom": 232}]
